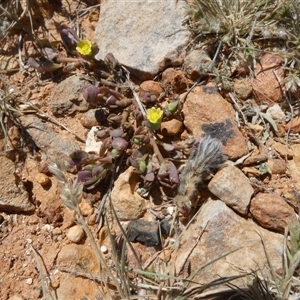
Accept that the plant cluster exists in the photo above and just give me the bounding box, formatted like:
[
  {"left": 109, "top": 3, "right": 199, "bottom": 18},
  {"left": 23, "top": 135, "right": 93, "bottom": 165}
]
[
  {"left": 186, "top": 0, "right": 300, "bottom": 91},
  {"left": 68, "top": 99, "right": 186, "bottom": 194}
]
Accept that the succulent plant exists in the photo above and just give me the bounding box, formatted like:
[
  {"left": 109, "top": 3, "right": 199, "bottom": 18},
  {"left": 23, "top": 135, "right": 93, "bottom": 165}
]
[{"left": 146, "top": 107, "right": 164, "bottom": 130}]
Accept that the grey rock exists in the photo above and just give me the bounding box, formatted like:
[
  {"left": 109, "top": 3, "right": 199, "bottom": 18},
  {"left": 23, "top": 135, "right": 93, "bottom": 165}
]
[
  {"left": 128, "top": 220, "right": 160, "bottom": 246},
  {"left": 127, "top": 219, "right": 170, "bottom": 246},
  {"left": 20, "top": 115, "right": 80, "bottom": 162},
  {"left": 95, "top": 0, "right": 189, "bottom": 81},
  {"left": 208, "top": 161, "right": 253, "bottom": 214},
  {"left": 183, "top": 49, "right": 212, "bottom": 80},
  {"left": 0, "top": 156, "right": 34, "bottom": 213},
  {"left": 171, "top": 199, "right": 284, "bottom": 289},
  {"left": 49, "top": 75, "right": 89, "bottom": 116}
]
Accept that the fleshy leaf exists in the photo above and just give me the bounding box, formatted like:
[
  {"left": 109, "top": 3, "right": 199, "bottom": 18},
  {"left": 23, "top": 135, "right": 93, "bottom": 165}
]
[{"left": 70, "top": 150, "right": 89, "bottom": 166}]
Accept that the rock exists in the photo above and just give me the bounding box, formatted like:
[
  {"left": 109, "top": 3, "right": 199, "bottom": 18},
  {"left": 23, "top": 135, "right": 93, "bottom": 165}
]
[
  {"left": 52, "top": 227, "right": 62, "bottom": 236},
  {"left": 110, "top": 167, "right": 146, "bottom": 220},
  {"left": 140, "top": 80, "right": 163, "bottom": 97},
  {"left": 85, "top": 126, "right": 102, "bottom": 154},
  {"left": 66, "top": 225, "right": 85, "bottom": 243},
  {"left": 128, "top": 220, "right": 160, "bottom": 246},
  {"left": 95, "top": 0, "right": 189, "bottom": 81},
  {"left": 250, "top": 193, "right": 296, "bottom": 232},
  {"left": 267, "top": 104, "right": 286, "bottom": 122},
  {"left": 162, "top": 68, "right": 189, "bottom": 94},
  {"left": 182, "top": 85, "right": 248, "bottom": 159},
  {"left": 281, "top": 186, "right": 300, "bottom": 213},
  {"left": 80, "top": 109, "right": 106, "bottom": 128},
  {"left": 272, "top": 140, "right": 294, "bottom": 159},
  {"left": 20, "top": 115, "right": 81, "bottom": 162},
  {"left": 171, "top": 199, "right": 284, "bottom": 289},
  {"left": 56, "top": 244, "right": 100, "bottom": 299},
  {"left": 160, "top": 119, "right": 183, "bottom": 136},
  {"left": 285, "top": 116, "right": 300, "bottom": 133},
  {"left": 79, "top": 199, "right": 94, "bottom": 216},
  {"left": 183, "top": 49, "right": 212, "bottom": 80},
  {"left": 100, "top": 245, "right": 108, "bottom": 254},
  {"left": 61, "top": 208, "right": 76, "bottom": 230},
  {"left": 234, "top": 79, "right": 252, "bottom": 100},
  {"left": 36, "top": 173, "right": 50, "bottom": 186},
  {"left": 27, "top": 215, "right": 39, "bottom": 225},
  {"left": 268, "top": 158, "right": 287, "bottom": 174},
  {"left": 208, "top": 162, "right": 253, "bottom": 214},
  {"left": 251, "top": 54, "right": 284, "bottom": 104},
  {"left": 49, "top": 75, "right": 89, "bottom": 116},
  {"left": 0, "top": 156, "right": 34, "bottom": 213}
]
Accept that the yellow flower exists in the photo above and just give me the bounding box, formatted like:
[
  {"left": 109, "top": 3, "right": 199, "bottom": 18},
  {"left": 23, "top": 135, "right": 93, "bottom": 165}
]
[
  {"left": 76, "top": 40, "right": 93, "bottom": 56},
  {"left": 146, "top": 107, "right": 163, "bottom": 130}
]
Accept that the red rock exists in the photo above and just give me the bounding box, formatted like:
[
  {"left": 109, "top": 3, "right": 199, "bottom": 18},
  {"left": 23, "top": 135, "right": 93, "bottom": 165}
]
[
  {"left": 267, "top": 159, "right": 287, "bottom": 174},
  {"left": 162, "top": 68, "right": 190, "bottom": 94},
  {"left": 140, "top": 80, "right": 163, "bottom": 97},
  {"left": 251, "top": 54, "right": 284, "bottom": 104},
  {"left": 182, "top": 85, "right": 248, "bottom": 159},
  {"left": 160, "top": 119, "right": 183, "bottom": 136},
  {"left": 250, "top": 193, "right": 296, "bottom": 232},
  {"left": 285, "top": 116, "right": 300, "bottom": 133}
]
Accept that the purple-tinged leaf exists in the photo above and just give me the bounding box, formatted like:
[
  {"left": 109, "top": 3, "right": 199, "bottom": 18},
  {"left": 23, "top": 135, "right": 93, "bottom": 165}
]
[
  {"left": 70, "top": 150, "right": 88, "bottom": 166},
  {"left": 77, "top": 170, "right": 93, "bottom": 183},
  {"left": 110, "top": 128, "right": 124, "bottom": 138},
  {"left": 112, "top": 137, "right": 128, "bottom": 152},
  {"left": 145, "top": 172, "right": 155, "bottom": 182},
  {"left": 28, "top": 57, "right": 40, "bottom": 69},
  {"left": 82, "top": 86, "right": 101, "bottom": 106},
  {"left": 92, "top": 165, "right": 104, "bottom": 177}
]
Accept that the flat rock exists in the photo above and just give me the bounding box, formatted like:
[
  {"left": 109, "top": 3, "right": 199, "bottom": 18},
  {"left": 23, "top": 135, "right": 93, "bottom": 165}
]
[
  {"left": 208, "top": 162, "right": 253, "bottom": 214},
  {"left": 110, "top": 167, "right": 146, "bottom": 220},
  {"left": 95, "top": 0, "right": 189, "bottom": 81},
  {"left": 0, "top": 156, "right": 34, "bottom": 213},
  {"left": 251, "top": 54, "right": 284, "bottom": 105},
  {"left": 250, "top": 193, "right": 296, "bottom": 232},
  {"left": 20, "top": 115, "right": 81, "bottom": 162},
  {"left": 171, "top": 199, "right": 284, "bottom": 288},
  {"left": 49, "top": 75, "right": 89, "bottom": 116},
  {"left": 182, "top": 86, "right": 248, "bottom": 159}
]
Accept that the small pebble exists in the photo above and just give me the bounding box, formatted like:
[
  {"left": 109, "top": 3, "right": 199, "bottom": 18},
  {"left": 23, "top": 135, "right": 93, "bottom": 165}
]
[
  {"left": 25, "top": 278, "right": 33, "bottom": 285},
  {"left": 66, "top": 225, "right": 85, "bottom": 243},
  {"left": 27, "top": 215, "right": 39, "bottom": 225},
  {"left": 160, "top": 119, "right": 183, "bottom": 136},
  {"left": 36, "top": 173, "right": 51, "bottom": 186},
  {"left": 52, "top": 227, "right": 62, "bottom": 236},
  {"left": 51, "top": 279, "right": 60, "bottom": 289},
  {"left": 79, "top": 200, "right": 94, "bottom": 216},
  {"left": 100, "top": 245, "right": 108, "bottom": 254}
]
